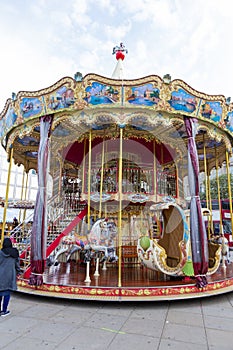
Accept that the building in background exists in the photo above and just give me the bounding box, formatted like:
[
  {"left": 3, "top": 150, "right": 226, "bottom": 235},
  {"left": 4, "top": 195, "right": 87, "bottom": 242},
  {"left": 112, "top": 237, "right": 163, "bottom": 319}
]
[{"left": 0, "top": 147, "right": 37, "bottom": 222}]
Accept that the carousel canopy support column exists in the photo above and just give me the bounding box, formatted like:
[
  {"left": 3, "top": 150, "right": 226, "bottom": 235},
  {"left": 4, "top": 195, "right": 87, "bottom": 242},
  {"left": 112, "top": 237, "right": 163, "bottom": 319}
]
[
  {"left": 226, "top": 150, "right": 233, "bottom": 242},
  {"left": 29, "top": 115, "right": 53, "bottom": 286},
  {"left": 1, "top": 146, "right": 13, "bottom": 247},
  {"left": 118, "top": 126, "right": 124, "bottom": 288},
  {"left": 184, "top": 117, "right": 208, "bottom": 288},
  {"left": 87, "top": 131, "right": 92, "bottom": 231}
]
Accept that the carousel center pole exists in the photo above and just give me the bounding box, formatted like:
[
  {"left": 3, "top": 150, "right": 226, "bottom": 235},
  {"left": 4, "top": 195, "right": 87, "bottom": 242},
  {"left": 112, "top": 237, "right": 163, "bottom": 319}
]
[{"left": 118, "top": 126, "right": 124, "bottom": 287}]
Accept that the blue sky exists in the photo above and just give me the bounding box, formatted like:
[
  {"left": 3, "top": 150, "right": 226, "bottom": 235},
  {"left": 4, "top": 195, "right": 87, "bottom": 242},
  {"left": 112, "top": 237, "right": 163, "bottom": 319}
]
[{"left": 0, "top": 0, "right": 233, "bottom": 110}]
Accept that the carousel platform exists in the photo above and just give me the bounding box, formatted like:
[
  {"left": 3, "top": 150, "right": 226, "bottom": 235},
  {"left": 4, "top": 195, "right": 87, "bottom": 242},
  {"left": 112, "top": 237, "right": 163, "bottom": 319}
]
[{"left": 17, "top": 261, "right": 233, "bottom": 302}]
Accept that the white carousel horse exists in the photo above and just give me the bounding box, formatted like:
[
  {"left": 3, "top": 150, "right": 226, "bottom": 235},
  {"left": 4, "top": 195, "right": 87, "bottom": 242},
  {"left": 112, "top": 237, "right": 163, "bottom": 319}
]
[{"left": 47, "top": 218, "right": 118, "bottom": 282}]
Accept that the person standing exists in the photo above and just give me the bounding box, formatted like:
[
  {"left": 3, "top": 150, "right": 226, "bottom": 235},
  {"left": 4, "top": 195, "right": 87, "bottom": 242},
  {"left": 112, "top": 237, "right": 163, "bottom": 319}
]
[{"left": 0, "top": 237, "right": 21, "bottom": 317}]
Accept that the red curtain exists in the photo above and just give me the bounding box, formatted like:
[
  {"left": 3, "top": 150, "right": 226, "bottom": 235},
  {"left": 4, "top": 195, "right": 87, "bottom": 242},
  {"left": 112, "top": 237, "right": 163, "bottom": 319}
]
[{"left": 184, "top": 117, "right": 209, "bottom": 288}]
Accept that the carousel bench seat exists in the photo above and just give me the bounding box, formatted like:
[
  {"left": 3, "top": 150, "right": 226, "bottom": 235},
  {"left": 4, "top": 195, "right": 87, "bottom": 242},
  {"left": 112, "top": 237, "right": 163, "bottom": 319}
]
[
  {"left": 208, "top": 241, "right": 221, "bottom": 269},
  {"left": 154, "top": 205, "right": 184, "bottom": 268},
  {"left": 118, "top": 245, "right": 138, "bottom": 266}
]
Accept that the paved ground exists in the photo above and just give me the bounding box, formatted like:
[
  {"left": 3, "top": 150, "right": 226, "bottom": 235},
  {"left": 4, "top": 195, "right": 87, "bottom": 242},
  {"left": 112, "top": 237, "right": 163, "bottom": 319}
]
[{"left": 0, "top": 290, "right": 233, "bottom": 350}]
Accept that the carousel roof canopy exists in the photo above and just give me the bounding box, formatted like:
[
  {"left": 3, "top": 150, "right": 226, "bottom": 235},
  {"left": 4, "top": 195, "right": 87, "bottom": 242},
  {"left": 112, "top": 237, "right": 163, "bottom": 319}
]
[{"left": 0, "top": 43, "right": 233, "bottom": 174}]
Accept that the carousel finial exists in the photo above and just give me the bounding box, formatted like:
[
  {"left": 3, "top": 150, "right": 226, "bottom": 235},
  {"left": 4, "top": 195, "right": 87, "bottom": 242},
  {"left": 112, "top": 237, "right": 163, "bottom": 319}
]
[{"left": 112, "top": 42, "right": 128, "bottom": 61}]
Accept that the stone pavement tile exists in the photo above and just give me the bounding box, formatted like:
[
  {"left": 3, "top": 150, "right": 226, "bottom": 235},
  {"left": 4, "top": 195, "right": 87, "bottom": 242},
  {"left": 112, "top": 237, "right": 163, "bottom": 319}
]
[
  {"left": 55, "top": 326, "right": 116, "bottom": 350},
  {"left": 107, "top": 332, "right": 160, "bottom": 350},
  {"left": 204, "top": 315, "right": 233, "bottom": 332},
  {"left": 0, "top": 315, "right": 39, "bottom": 335},
  {"left": 201, "top": 294, "right": 233, "bottom": 308},
  {"left": 130, "top": 302, "right": 168, "bottom": 320},
  {"left": 168, "top": 299, "right": 202, "bottom": 314},
  {"left": 162, "top": 323, "right": 207, "bottom": 346},
  {"left": 121, "top": 317, "right": 164, "bottom": 338},
  {"left": 158, "top": 339, "right": 208, "bottom": 350},
  {"left": 100, "top": 302, "right": 135, "bottom": 317},
  {"left": 83, "top": 312, "right": 128, "bottom": 331},
  {"left": 49, "top": 307, "right": 97, "bottom": 326},
  {"left": 201, "top": 304, "right": 233, "bottom": 319},
  {"left": 206, "top": 328, "right": 233, "bottom": 350},
  {"left": 166, "top": 310, "right": 204, "bottom": 327},
  {"left": 11, "top": 303, "right": 66, "bottom": 320},
  {"left": 24, "top": 319, "right": 77, "bottom": 343},
  {"left": 0, "top": 336, "right": 58, "bottom": 350},
  {"left": 0, "top": 330, "right": 23, "bottom": 348}
]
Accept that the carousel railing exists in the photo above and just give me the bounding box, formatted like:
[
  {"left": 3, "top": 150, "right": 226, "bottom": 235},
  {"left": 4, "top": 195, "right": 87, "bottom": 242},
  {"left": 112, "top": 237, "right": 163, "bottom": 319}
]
[{"left": 18, "top": 192, "right": 87, "bottom": 276}]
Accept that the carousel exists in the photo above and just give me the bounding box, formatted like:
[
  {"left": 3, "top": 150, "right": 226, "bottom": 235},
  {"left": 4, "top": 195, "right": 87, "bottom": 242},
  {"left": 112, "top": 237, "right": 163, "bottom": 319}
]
[{"left": 0, "top": 43, "right": 233, "bottom": 301}]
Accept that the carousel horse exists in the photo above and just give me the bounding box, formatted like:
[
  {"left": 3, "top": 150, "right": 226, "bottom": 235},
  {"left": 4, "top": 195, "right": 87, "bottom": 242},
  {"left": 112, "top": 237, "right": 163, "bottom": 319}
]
[
  {"left": 47, "top": 218, "right": 118, "bottom": 282},
  {"left": 137, "top": 200, "right": 221, "bottom": 277}
]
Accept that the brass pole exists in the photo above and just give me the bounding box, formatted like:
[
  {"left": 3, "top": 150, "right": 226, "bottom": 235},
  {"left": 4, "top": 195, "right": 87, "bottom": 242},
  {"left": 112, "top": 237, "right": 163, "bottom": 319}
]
[
  {"left": 19, "top": 169, "right": 25, "bottom": 223},
  {"left": 215, "top": 147, "right": 223, "bottom": 235},
  {"left": 207, "top": 170, "right": 214, "bottom": 234},
  {"left": 226, "top": 150, "right": 233, "bottom": 242},
  {"left": 153, "top": 140, "right": 157, "bottom": 201},
  {"left": 87, "top": 131, "right": 92, "bottom": 230},
  {"left": 1, "top": 146, "right": 13, "bottom": 247},
  {"left": 22, "top": 171, "right": 29, "bottom": 224},
  {"left": 118, "top": 127, "right": 123, "bottom": 287},
  {"left": 82, "top": 138, "right": 86, "bottom": 194},
  {"left": 176, "top": 164, "right": 179, "bottom": 199},
  {"left": 203, "top": 134, "right": 210, "bottom": 237},
  {"left": 203, "top": 134, "right": 209, "bottom": 206},
  {"left": 99, "top": 135, "right": 105, "bottom": 218},
  {"left": 58, "top": 157, "right": 62, "bottom": 198}
]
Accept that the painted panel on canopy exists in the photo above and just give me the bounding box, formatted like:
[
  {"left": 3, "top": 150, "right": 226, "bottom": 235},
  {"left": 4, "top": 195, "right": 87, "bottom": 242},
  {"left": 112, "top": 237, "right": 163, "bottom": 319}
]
[
  {"left": 5, "top": 106, "right": 18, "bottom": 129},
  {"left": 196, "top": 140, "right": 222, "bottom": 149},
  {"left": 48, "top": 86, "right": 75, "bottom": 111},
  {"left": 24, "top": 151, "right": 38, "bottom": 159},
  {"left": 0, "top": 119, "right": 5, "bottom": 138},
  {"left": 20, "top": 97, "right": 43, "bottom": 119},
  {"left": 83, "top": 82, "right": 119, "bottom": 105},
  {"left": 52, "top": 124, "right": 71, "bottom": 137},
  {"left": 168, "top": 88, "right": 197, "bottom": 113},
  {"left": 127, "top": 83, "right": 160, "bottom": 106},
  {"left": 225, "top": 111, "right": 233, "bottom": 132},
  {"left": 200, "top": 101, "right": 222, "bottom": 122},
  {"left": 17, "top": 136, "right": 39, "bottom": 147},
  {"left": 131, "top": 115, "right": 157, "bottom": 131}
]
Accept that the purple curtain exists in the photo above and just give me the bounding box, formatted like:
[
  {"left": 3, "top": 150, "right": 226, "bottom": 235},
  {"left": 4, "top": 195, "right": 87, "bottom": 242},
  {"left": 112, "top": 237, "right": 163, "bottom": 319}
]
[
  {"left": 184, "top": 117, "right": 209, "bottom": 288},
  {"left": 29, "top": 115, "right": 53, "bottom": 286}
]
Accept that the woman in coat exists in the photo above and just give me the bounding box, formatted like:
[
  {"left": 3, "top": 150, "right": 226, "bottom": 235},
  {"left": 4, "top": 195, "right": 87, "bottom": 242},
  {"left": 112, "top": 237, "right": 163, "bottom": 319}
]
[{"left": 0, "top": 237, "right": 21, "bottom": 317}]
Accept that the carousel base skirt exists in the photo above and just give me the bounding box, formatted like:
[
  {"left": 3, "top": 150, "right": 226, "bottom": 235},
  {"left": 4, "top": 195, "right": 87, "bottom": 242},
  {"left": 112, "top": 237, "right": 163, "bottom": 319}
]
[{"left": 17, "top": 262, "right": 233, "bottom": 301}]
